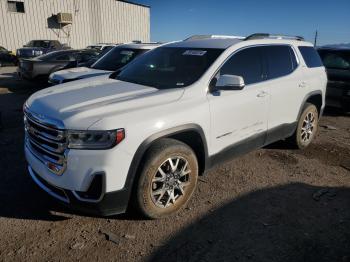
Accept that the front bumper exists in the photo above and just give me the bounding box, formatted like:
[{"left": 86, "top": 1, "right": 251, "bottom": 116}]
[
  {"left": 28, "top": 165, "right": 130, "bottom": 216},
  {"left": 25, "top": 136, "right": 134, "bottom": 216}
]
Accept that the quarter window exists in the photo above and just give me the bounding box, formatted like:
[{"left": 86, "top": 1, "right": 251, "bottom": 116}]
[
  {"left": 298, "top": 46, "right": 323, "bottom": 68},
  {"left": 264, "top": 45, "right": 296, "bottom": 79},
  {"left": 219, "top": 47, "right": 263, "bottom": 85}
]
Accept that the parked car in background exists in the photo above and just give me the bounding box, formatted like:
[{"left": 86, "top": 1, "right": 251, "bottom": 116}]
[
  {"left": 86, "top": 43, "right": 117, "bottom": 52},
  {"left": 48, "top": 43, "right": 160, "bottom": 85},
  {"left": 0, "top": 46, "right": 18, "bottom": 67},
  {"left": 16, "top": 40, "right": 70, "bottom": 59},
  {"left": 318, "top": 47, "right": 350, "bottom": 112},
  {"left": 78, "top": 45, "right": 116, "bottom": 68},
  {"left": 18, "top": 49, "right": 99, "bottom": 81},
  {"left": 24, "top": 34, "right": 327, "bottom": 218}
]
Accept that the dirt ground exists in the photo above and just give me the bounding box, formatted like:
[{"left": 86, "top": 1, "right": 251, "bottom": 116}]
[{"left": 0, "top": 66, "right": 349, "bottom": 262}]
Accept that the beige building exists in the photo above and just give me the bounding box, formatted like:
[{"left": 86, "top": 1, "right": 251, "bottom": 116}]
[{"left": 0, "top": 0, "right": 150, "bottom": 50}]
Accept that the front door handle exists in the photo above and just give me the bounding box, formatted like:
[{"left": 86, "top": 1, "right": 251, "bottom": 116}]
[{"left": 257, "top": 91, "right": 268, "bottom": 98}]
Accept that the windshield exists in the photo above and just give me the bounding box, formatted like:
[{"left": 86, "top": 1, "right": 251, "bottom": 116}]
[
  {"left": 115, "top": 47, "right": 224, "bottom": 89},
  {"left": 318, "top": 50, "right": 350, "bottom": 70},
  {"left": 92, "top": 48, "right": 146, "bottom": 71},
  {"left": 26, "top": 40, "right": 50, "bottom": 48}
]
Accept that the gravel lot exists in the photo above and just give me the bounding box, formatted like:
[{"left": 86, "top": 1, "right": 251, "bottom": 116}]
[{"left": 0, "top": 66, "right": 349, "bottom": 262}]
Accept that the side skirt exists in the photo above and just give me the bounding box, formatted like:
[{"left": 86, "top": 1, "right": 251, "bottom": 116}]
[{"left": 205, "top": 122, "right": 297, "bottom": 172}]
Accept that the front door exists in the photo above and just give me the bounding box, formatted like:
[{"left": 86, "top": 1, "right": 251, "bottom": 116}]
[{"left": 207, "top": 46, "right": 270, "bottom": 156}]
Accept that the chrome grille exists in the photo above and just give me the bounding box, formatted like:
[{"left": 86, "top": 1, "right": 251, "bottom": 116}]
[{"left": 24, "top": 109, "right": 67, "bottom": 175}]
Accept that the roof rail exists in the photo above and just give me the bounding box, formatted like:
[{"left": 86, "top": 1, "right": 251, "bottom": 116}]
[
  {"left": 245, "top": 33, "right": 304, "bottom": 41},
  {"left": 130, "top": 41, "right": 163, "bottom": 44},
  {"left": 185, "top": 35, "right": 245, "bottom": 41}
]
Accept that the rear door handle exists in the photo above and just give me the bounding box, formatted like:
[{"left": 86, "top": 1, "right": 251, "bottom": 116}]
[{"left": 257, "top": 91, "right": 268, "bottom": 98}]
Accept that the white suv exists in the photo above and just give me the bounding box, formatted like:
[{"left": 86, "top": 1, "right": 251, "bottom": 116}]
[{"left": 24, "top": 34, "right": 327, "bottom": 218}]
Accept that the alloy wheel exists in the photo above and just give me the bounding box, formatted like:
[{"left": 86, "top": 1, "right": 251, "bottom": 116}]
[
  {"left": 151, "top": 156, "right": 191, "bottom": 208},
  {"left": 301, "top": 111, "right": 316, "bottom": 143}
]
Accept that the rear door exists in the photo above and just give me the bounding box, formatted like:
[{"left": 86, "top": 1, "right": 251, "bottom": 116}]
[{"left": 262, "top": 45, "right": 304, "bottom": 142}]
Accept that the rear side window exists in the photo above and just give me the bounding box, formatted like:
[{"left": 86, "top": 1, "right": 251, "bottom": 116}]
[
  {"left": 298, "top": 46, "right": 323, "bottom": 68},
  {"left": 264, "top": 45, "right": 297, "bottom": 79},
  {"left": 219, "top": 47, "right": 263, "bottom": 85}
]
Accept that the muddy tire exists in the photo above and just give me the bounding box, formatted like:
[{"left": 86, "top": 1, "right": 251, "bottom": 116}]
[
  {"left": 289, "top": 103, "right": 319, "bottom": 149},
  {"left": 133, "top": 138, "right": 198, "bottom": 219}
]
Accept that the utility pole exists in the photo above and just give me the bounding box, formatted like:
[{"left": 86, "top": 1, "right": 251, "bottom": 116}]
[{"left": 314, "top": 30, "right": 318, "bottom": 47}]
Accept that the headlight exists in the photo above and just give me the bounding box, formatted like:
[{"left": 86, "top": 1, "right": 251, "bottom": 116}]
[
  {"left": 33, "top": 50, "right": 43, "bottom": 56},
  {"left": 67, "top": 129, "right": 125, "bottom": 149}
]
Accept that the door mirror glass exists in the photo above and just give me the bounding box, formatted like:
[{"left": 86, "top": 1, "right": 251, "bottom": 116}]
[{"left": 215, "top": 74, "right": 245, "bottom": 90}]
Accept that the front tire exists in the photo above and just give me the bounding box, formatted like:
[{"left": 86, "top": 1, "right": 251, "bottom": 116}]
[
  {"left": 134, "top": 138, "right": 198, "bottom": 219},
  {"left": 289, "top": 103, "right": 319, "bottom": 149}
]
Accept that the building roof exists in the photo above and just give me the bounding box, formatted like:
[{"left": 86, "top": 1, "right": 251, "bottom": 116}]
[{"left": 117, "top": 0, "right": 150, "bottom": 8}]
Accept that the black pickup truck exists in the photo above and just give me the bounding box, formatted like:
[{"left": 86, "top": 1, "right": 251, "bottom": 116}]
[
  {"left": 318, "top": 46, "right": 350, "bottom": 112},
  {"left": 16, "top": 40, "right": 70, "bottom": 59}
]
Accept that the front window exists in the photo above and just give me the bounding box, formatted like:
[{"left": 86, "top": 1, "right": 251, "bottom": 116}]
[
  {"left": 92, "top": 48, "right": 146, "bottom": 71},
  {"left": 318, "top": 50, "right": 350, "bottom": 70},
  {"left": 115, "top": 47, "right": 224, "bottom": 89}
]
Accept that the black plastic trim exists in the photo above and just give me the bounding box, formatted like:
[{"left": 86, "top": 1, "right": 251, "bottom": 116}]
[
  {"left": 119, "top": 124, "right": 209, "bottom": 211},
  {"left": 297, "top": 90, "right": 323, "bottom": 119},
  {"left": 265, "top": 122, "right": 297, "bottom": 145},
  {"left": 207, "top": 131, "right": 266, "bottom": 170}
]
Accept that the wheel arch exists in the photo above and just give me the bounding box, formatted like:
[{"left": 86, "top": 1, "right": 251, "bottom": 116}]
[
  {"left": 123, "top": 124, "right": 209, "bottom": 209},
  {"left": 298, "top": 90, "right": 324, "bottom": 119}
]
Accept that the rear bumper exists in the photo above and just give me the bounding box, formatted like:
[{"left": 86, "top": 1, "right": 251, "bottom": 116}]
[{"left": 28, "top": 165, "right": 130, "bottom": 216}]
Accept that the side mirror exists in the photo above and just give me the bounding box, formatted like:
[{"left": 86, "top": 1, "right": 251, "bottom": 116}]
[{"left": 215, "top": 74, "right": 245, "bottom": 90}]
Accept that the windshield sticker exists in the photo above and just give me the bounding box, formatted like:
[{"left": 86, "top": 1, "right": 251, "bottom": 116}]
[
  {"left": 183, "top": 50, "right": 207, "bottom": 56},
  {"left": 176, "top": 83, "right": 185, "bottom": 86},
  {"left": 120, "top": 50, "right": 134, "bottom": 55}
]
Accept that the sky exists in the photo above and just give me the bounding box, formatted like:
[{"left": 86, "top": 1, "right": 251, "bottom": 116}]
[{"left": 135, "top": 0, "right": 350, "bottom": 46}]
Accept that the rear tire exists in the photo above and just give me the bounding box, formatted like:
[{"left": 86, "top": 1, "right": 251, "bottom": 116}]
[
  {"left": 289, "top": 103, "right": 319, "bottom": 149},
  {"left": 133, "top": 138, "right": 198, "bottom": 219}
]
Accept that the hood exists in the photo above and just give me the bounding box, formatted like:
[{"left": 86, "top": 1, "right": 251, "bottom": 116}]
[
  {"left": 26, "top": 76, "right": 184, "bottom": 130},
  {"left": 50, "top": 67, "right": 111, "bottom": 82}
]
